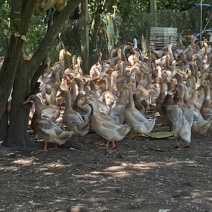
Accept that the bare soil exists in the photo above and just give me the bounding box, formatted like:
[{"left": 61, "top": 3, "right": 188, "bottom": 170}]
[{"left": 0, "top": 121, "right": 212, "bottom": 212}]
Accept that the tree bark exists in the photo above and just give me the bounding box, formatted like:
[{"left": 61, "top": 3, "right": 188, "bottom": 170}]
[
  {"left": 6, "top": 59, "right": 33, "bottom": 147},
  {"left": 0, "top": 111, "right": 9, "bottom": 143}
]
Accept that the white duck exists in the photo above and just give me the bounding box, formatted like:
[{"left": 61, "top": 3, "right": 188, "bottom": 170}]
[
  {"left": 166, "top": 83, "right": 194, "bottom": 148},
  {"left": 123, "top": 86, "right": 156, "bottom": 134},
  {"left": 58, "top": 89, "right": 91, "bottom": 137},
  {"left": 87, "top": 97, "right": 131, "bottom": 149}
]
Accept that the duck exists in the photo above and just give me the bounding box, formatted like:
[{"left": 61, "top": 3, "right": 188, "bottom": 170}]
[
  {"left": 57, "top": 89, "right": 91, "bottom": 138},
  {"left": 27, "top": 93, "right": 60, "bottom": 122},
  {"left": 192, "top": 108, "right": 211, "bottom": 136},
  {"left": 56, "top": 48, "right": 72, "bottom": 80},
  {"left": 149, "top": 77, "right": 167, "bottom": 114},
  {"left": 200, "top": 82, "right": 212, "bottom": 120},
  {"left": 100, "top": 74, "right": 117, "bottom": 111},
  {"left": 124, "top": 86, "right": 156, "bottom": 135},
  {"left": 205, "top": 74, "right": 212, "bottom": 99},
  {"left": 109, "top": 88, "right": 129, "bottom": 124},
  {"left": 166, "top": 83, "right": 194, "bottom": 148},
  {"left": 133, "top": 93, "right": 145, "bottom": 115},
  {"left": 71, "top": 78, "right": 92, "bottom": 121},
  {"left": 159, "top": 80, "right": 174, "bottom": 128},
  {"left": 43, "top": 84, "right": 60, "bottom": 120},
  {"left": 86, "top": 97, "right": 131, "bottom": 150},
  {"left": 185, "top": 74, "right": 202, "bottom": 110},
  {"left": 24, "top": 95, "right": 73, "bottom": 151},
  {"left": 123, "top": 42, "right": 143, "bottom": 65},
  {"left": 63, "top": 55, "right": 83, "bottom": 78},
  {"left": 89, "top": 52, "right": 103, "bottom": 80}
]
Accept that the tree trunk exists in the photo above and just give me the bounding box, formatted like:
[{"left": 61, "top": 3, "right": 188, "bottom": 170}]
[
  {"left": 80, "top": 0, "right": 89, "bottom": 73},
  {"left": 0, "top": 111, "right": 9, "bottom": 143},
  {"left": 0, "top": 0, "right": 36, "bottom": 120},
  {"left": 3, "top": 0, "right": 81, "bottom": 147},
  {"left": 6, "top": 60, "right": 33, "bottom": 147}
]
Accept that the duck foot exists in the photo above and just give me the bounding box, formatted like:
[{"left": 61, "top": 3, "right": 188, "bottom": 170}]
[
  {"left": 129, "top": 130, "right": 139, "bottom": 139},
  {"left": 96, "top": 140, "right": 106, "bottom": 146},
  {"left": 49, "top": 144, "right": 58, "bottom": 150},
  {"left": 183, "top": 144, "right": 190, "bottom": 148},
  {"left": 174, "top": 137, "right": 179, "bottom": 149},
  {"left": 98, "top": 141, "right": 116, "bottom": 150},
  {"left": 40, "top": 141, "right": 48, "bottom": 152}
]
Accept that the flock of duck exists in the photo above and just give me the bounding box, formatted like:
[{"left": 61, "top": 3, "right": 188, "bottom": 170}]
[{"left": 24, "top": 35, "right": 212, "bottom": 151}]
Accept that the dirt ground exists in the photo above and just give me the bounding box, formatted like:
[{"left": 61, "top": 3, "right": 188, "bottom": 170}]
[{"left": 0, "top": 120, "right": 212, "bottom": 212}]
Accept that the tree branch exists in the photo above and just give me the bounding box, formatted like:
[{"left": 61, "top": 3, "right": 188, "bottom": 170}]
[{"left": 29, "top": 0, "right": 80, "bottom": 79}]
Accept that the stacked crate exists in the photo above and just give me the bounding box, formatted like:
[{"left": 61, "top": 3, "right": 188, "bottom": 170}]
[{"left": 149, "top": 27, "right": 177, "bottom": 50}]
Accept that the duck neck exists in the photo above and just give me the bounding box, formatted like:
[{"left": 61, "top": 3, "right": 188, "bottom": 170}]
[
  {"left": 70, "top": 83, "right": 77, "bottom": 104},
  {"left": 111, "top": 72, "right": 118, "bottom": 92},
  {"left": 156, "top": 65, "right": 162, "bottom": 78},
  {"left": 90, "top": 100, "right": 100, "bottom": 116},
  {"left": 75, "top": 78, "right": 84, "bottom": 95},
  {"left": 104, "top": 76, "right": 111, "bottom": 91},
  {"left": 59, "top": 50, "right": 66, "bottom": 69},
  {"left": 176, "top": 86, "right": 185, "bottom": 105},
  {"left": 128, "top": 87, "right": 135, "bottom": 108},
  {"left": 160, "top": 81, "right": 166, "bottom": 94},
  {"left": 189, "top": 75, "right": 197, "bottom": 91},
  {"left": 183, "top": 85, "right": 190, "bottom": 105},
  {"left": 72, "top": 55, "right": 77, "bottom": 68},
  {"left": 117, "top": 90, "right": 127, "bottom": 104},
  {"left": 49, "top": 86, "right": 58, "bottom": 107},
  {"left": 63, "top": 91, "right": 73, "bottom": 111},
  {"left": 204, "top": 85, "right": 211, "bottom": 101},
  {"left": 33, "top": 99, "right": 45, "bottom": 117}
]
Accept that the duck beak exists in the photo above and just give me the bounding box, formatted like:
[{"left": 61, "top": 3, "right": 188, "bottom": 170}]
[
  {"left": 56, "top": 92, "right": 62, "bottom": 98},
  {"left": 97, "top": 77, "right": 103, "bottom": 82},
  {"left": 171, "top": 86, "right": 177, "bottom": 93},
  {"left": 66, "top": 51, "right": 72, "bottom": 56},
  {"left": 180, "top": 70, "right": 186, "bottom": 75},
  {"left": 82, "top": 92, "right": 92, "bottom": 99},
  {"left": 81, "top": 100, "right": 89, "bottom": 106},
  {"left": 195, "top": 86, "right": 202, "bottom": 91},
  {"left": 23, "top": 98, "right": 31, "bottom": 104},
  {"left": 67, "top": 78, "right": 75, "bottom": 84}
]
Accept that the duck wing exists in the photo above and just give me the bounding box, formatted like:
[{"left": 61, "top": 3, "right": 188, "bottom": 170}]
[
  {"left": 181, "top": 105, "right": 194, "bottom": 127},
  {"left": 130, "top": 109, "right": 148, "bottom": 123},
  {"left": 66, "top": 113, "right": 84, "bottom": 126}
]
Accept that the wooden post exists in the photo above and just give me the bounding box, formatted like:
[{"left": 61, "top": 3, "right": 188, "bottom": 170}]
[
  {"left": 80, "top": 0, "right": 89, "bottom": 73},
  {"left": 195, "top": 0, "right": 202, "bottom": 38},
  {"left": 150, "top": 0, "right": 157, "bottom": 27}
]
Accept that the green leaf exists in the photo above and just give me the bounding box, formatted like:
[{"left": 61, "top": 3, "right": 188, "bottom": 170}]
[
  {"left": 3, "top": 28, "right": 9, "bottom": 36},
  {"left": 21, "top": 35, "right": 27, "bottom": 41},
  {"left": 14, "top": 32, "right": 20, "bottom": 37}
]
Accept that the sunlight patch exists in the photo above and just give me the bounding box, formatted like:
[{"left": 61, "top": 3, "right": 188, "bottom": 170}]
[
  {"left": 191, "top": 190, "right": 201, "bottom": 197},
  {"left": 0, "top": 166, "right": 18, "bottom": 171},
  {"left": 12, "top": 158, "right": 34, "bottom": 165},
  {"left": 105, "top": 166, "right": 123, "bottom": 171},
  {"left": 111, "top": 171, "right": 131, "bottom": 178}
]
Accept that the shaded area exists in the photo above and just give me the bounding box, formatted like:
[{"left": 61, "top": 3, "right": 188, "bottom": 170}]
[{"left": 0, "top": 132, "right": 212, "bottom": 212}]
